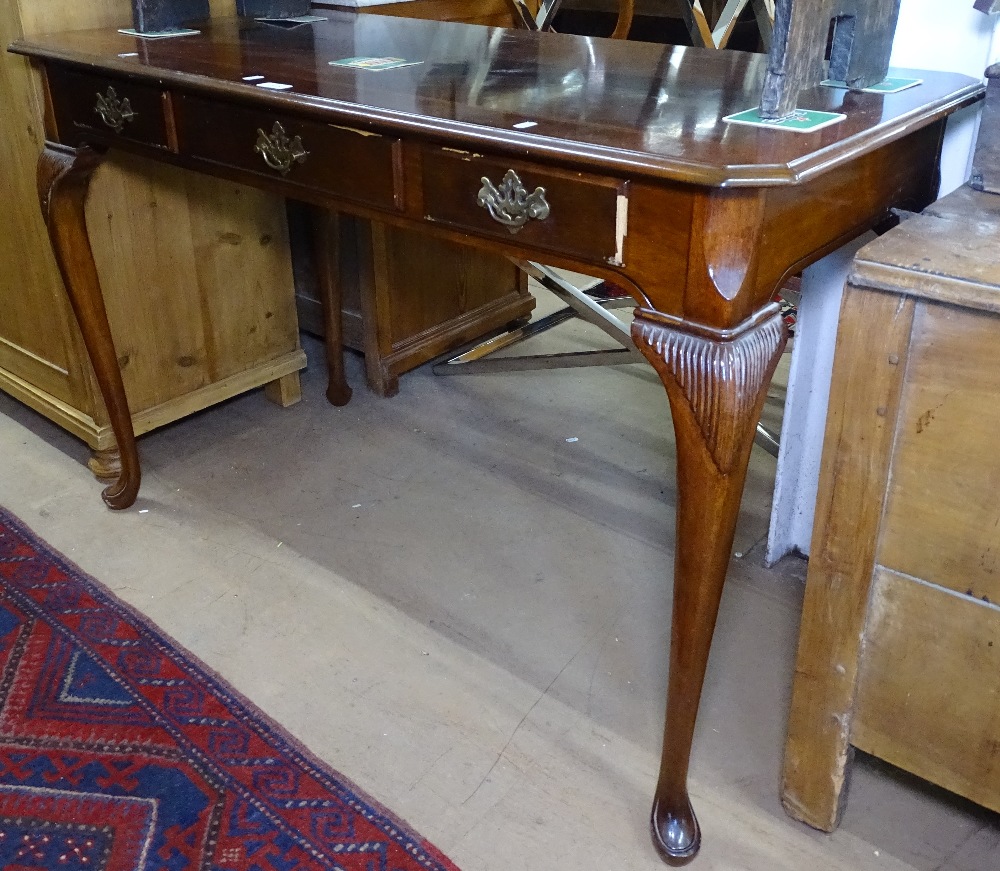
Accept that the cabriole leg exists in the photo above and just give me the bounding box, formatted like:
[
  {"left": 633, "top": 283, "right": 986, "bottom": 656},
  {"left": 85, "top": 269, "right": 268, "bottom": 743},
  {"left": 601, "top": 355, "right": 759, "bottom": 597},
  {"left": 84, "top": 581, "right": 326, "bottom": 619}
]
[
  {"left": 38, "top": 143, "right": 140, "bottom": 509},
  {"left": 633, "top": 306, "right": 786, "bottom": 864}
]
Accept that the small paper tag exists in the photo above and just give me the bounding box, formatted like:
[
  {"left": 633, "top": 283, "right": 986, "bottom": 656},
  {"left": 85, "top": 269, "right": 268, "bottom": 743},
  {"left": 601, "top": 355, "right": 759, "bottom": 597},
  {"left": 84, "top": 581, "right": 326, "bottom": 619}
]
[
  {"left": 242, "top": 75, "right": 266, "bottom": 81},
  {"left": 256, "top": 19, "right": 307, "bottom": 28},
  {"left": 513, "top": 121, "right": 538, "bottom": 129},
  {"left": 821, "top": 77, "right": 923, "bottom": 94},
  {"left": 723, "top": 107, "right": 846, "bottom": 133},
  {"left": 329, "top": 56, "right": 423, "bottom": 71},
  {"left": 118, "top": 27, "right": 200, "bottom": 39},
  {"left": 256, "top": 14, "right": 327, "bottom": 23},
  {"left": 256, "top": 81, "right": 293, "bottom": 90}
]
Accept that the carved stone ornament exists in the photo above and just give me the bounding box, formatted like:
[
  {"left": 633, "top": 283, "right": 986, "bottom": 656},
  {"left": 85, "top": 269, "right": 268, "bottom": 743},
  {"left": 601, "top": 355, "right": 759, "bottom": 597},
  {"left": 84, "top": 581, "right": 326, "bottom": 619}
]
[
  {"left": 254, "top": 122, "right": 308, "bottom": 175},
  {"left": 94, "top": 88, "right": 136, "bottom": 134},
  {"left": 633, "top": 313, "right": 785, "bottom": 473},
  {"left": 476, "top": 169, "right": 551, "bottom": 234}
]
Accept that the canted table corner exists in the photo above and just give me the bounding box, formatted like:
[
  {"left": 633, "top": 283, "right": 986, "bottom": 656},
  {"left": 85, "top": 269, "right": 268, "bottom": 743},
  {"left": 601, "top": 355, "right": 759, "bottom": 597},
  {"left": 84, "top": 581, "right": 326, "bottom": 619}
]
[{"left": 9, "top": 15, "right": 982, "bottom": 862}]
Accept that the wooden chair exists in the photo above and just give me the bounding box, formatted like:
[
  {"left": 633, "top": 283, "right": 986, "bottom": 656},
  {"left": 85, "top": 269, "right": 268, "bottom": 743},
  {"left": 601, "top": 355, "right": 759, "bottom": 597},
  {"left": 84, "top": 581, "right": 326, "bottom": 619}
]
[
  {"left": 505, "top": 0, "right": 774, "bottom": 48},
  {"left": 679, "top": 0, "right": 775, "bottom": 50},
  {"left": 506, "top": 0, "right": 635, "bottom": 37}
]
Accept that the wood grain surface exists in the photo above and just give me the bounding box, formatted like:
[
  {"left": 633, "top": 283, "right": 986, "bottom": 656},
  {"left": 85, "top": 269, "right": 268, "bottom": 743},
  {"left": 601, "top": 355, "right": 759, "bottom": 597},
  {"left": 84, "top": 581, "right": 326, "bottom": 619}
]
[
  {"left": 781, "top": 285, "right": 915, "bottom": 832},
  {"left": 853, "top": 567, "right": 1000, "bottom": 815},
  {"left": 1, "top": 0, "right": 304, "bottom": 458},
  {"left": 785, "top": 185, "right": 1000, "bottom": 833}
]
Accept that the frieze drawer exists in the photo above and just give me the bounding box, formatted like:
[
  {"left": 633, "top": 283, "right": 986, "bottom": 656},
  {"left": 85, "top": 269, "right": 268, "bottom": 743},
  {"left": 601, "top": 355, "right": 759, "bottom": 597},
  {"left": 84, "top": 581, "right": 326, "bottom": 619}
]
[
  {"left": 421, "top": 149, "right": 627, "bottom": 264},
  {"left": 175, "top": 94, "right": 400, "bottom": 210},
  {"left": 47, "top": 66, "right": 170, "bottom": 150}
]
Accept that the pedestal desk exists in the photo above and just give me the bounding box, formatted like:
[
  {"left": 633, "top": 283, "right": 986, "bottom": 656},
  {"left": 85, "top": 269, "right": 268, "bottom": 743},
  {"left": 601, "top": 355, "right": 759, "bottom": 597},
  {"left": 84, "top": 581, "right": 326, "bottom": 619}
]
[{"left": 9, "top": 16, "right": 981, "bottom": 863}]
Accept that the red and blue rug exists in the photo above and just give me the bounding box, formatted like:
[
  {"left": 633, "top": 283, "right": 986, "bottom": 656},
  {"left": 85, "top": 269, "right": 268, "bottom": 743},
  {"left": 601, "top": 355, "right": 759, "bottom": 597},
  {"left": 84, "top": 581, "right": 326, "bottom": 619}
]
[{"left": 0, "top": 507, "right": 459, "bottom": 871}]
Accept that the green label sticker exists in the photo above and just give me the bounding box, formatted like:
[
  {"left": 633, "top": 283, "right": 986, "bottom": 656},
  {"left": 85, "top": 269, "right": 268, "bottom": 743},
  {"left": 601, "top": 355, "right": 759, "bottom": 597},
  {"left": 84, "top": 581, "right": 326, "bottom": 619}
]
[
  {"left": 329, "top": 56, "right": 423, "bottom": 71},
  {"left": 722, "top": 107, "right": 846, "bottom": 133},
  {"left": 821, "top": 77, "right": 923, "bottom": 94}
]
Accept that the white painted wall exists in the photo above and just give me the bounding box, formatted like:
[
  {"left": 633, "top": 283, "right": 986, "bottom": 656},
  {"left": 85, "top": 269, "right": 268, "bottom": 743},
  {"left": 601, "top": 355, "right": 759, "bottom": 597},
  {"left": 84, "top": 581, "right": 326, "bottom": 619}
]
[
  {"left": 892, "top": 0, "right": 997, "bottom": 193},
  {"left": 765, "top": 1, "right": 1000, "bottom": 566}
]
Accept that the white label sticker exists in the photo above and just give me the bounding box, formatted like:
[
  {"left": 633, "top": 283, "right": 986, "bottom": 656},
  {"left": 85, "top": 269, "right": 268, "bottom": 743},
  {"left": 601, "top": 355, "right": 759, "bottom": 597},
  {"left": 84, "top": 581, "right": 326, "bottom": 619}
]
[{"left": 256, "top": 82, "right": 293, "bottom": 90}]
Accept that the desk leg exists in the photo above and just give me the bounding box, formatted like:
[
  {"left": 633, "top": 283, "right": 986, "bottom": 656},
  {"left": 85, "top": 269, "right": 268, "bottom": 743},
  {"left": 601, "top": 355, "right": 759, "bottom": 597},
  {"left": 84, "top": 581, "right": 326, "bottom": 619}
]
[
  {"left": 633, "top": 306, "right": 785, "bottom": 865},
  {"left": 38, "top": 143, "right": 140, "bottom": 510},
  {"left": 310, "top": 207, "right": 352, "bottom": 407}
]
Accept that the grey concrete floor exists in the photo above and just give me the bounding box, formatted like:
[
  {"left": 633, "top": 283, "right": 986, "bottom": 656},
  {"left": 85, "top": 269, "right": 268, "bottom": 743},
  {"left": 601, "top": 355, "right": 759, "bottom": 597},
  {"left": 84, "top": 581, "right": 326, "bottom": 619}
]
[{"left": 0, "top": 288, "right": 998, "bottom": 870}]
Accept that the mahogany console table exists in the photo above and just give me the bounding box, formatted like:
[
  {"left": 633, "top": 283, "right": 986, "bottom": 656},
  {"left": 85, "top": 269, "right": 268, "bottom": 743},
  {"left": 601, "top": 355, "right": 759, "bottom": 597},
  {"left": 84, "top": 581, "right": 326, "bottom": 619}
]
[{"left": 9, "top": 16, "right": 981, "bottom": 864}]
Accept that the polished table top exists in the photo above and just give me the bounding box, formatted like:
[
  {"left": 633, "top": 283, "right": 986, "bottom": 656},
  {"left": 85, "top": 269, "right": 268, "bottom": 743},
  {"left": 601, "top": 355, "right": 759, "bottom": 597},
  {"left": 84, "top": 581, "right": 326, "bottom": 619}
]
[{"left": 12, "top": 13, "right": 981, "bottom": 187}]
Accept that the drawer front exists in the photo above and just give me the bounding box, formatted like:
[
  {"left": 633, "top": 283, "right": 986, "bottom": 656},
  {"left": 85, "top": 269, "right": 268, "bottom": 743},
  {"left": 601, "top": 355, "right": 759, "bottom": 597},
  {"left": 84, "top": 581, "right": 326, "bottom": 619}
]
[
  {"left": 176, "top": 94, "right": 399, "bottom": 210},
  {"left": 48, "top": 67, "right": 170, "bottom": 149},
  {"left": 421, "top": 149, "right": 626, "bottom": 264}
]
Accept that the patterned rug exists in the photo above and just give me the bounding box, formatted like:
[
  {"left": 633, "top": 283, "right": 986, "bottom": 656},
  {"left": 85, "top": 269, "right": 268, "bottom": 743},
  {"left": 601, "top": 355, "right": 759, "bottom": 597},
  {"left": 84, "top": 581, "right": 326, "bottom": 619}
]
[{"left": 0, "top": 507, "right": 459, "bottom": 871}]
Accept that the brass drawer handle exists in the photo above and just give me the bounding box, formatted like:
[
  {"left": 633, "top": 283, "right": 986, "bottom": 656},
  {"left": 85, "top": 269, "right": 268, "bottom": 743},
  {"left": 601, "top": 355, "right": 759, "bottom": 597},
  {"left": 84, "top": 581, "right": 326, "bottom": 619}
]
[
  {"left": 254, "top": 122, "right": 308, "bottom": 175},
  {"left": 94, "top": 87, "right": 136, "bottom": 133},
  {"left": 477, "top": 169, "right": 550, "bottom": 234}
]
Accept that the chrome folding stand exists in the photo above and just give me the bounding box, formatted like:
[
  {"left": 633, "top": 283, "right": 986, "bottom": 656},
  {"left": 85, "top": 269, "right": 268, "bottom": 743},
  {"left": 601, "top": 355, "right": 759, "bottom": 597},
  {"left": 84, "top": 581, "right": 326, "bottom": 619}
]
[
  {"left": 699, "top": 0, "right": 775, "bottom": 50},
  {"left": 507, "top": 0, "right": 564, "bottom": 32},
  {"left": 433, "top": 261, "right": 784, "bottom": 458},
  {"left": 506, "top": 0, "right": 775, "bottom": 49},
  {"left": 433, "top": 261, "right": 643, "bottom": 374},
  {"left": 505, "top": 0, "right": 635, "bottom": 39}
]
